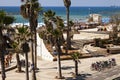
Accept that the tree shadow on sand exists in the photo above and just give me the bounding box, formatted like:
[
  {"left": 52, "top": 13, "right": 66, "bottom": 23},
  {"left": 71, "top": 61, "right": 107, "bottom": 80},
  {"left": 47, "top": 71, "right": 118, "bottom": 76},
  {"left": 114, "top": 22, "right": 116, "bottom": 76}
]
[
  {"left": 65, "top": 73, "right": 92, "bottom": 80},
  {"left": 40, "top": 66, "right": 74, "bottom": 70},
  {"left": 61, "top": 66, "right": 74, "bottom": 70},
  {"left": 40, "top": 67, "right": 57, "bottom": 70}
]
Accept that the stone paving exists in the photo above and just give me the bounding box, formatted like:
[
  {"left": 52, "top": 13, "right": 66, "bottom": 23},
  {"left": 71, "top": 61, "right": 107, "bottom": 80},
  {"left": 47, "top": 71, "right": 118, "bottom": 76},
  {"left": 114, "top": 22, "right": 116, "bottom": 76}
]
[{"left": 86, "top": 66, "right": 120, "bottom": 80}]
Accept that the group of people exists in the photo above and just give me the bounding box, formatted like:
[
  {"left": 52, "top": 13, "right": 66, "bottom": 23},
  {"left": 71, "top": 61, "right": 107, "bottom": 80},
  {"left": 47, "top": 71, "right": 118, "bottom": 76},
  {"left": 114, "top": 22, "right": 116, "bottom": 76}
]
[
  {"left": 91, "top": 58, "right": 116, "bottom": 71},
  {"left": 4, "top": 54, "right": 12, "bottom": 68}
]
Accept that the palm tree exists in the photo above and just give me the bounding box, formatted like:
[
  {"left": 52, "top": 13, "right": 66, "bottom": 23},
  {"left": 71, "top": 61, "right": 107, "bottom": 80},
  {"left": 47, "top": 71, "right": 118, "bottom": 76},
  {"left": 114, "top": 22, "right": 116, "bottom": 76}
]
[
  {"left": 52, "top": 16, "right": 64, "bottom": 79},
  {"left": 43, "top": 10, "right": 56, "bottom": 46},
  {"left": 11, "top": 37, "right": 22, "bottom": 73},
  {"left": 17, "top": 26, "right": 30, "bottom": 80},
  {"left": 43, "top": 10, "right": 65, "bottom": 79},
  {"left": 71, "top": 52, "right": 81, "bottom": 76},
  {"left": 110, "top": 14, "right": 120, "bottom": 41},
  {"left": 0, "top": 10, "right": 14, "bottom": 80},
  {"left": 0, "top": 10, "right": 6, "bottom": 80},
  {"left": 11, "top": 26, "right": 31, "bottom": 79},
  {"left": 12, "top": 26, "right": 31, "bottom": 79},
  {"left": 20, "top": 0, "right": 41, "bottom": 80},
  {"left": 11, "top": 27, "right": 28, "bottom": 73},
  {"left": 63, "top": 0, "right": 71, "bottom": 54},
  {"left": 21, "top": 42, "right": 30, "bottom": 80}
]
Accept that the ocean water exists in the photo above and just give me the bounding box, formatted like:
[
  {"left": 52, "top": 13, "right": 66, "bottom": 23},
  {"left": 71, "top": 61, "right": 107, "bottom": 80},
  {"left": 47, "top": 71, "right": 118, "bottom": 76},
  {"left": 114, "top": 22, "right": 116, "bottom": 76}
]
[{"left": 0, "top": 6, "right": 120, "bottom": 23}]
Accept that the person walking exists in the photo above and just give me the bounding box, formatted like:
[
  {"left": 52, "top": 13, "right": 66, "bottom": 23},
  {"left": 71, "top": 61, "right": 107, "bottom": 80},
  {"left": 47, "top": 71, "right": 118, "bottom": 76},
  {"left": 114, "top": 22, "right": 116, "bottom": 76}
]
[{"left": 29, "top": 64, "right": 34, "bottom": 72}]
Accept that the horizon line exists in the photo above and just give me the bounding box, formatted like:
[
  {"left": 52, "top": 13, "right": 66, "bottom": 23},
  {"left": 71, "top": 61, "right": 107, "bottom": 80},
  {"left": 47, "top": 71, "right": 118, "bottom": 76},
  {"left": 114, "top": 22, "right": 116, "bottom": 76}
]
[{"left": 0, "top": 5, "right": 117, "bottom": 7}]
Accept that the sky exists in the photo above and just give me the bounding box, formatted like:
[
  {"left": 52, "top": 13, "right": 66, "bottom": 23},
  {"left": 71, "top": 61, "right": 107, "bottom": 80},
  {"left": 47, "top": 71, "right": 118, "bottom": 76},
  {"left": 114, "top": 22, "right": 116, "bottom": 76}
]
[{"left": 0, "top": 0, "right": 120, "bottom": 7}]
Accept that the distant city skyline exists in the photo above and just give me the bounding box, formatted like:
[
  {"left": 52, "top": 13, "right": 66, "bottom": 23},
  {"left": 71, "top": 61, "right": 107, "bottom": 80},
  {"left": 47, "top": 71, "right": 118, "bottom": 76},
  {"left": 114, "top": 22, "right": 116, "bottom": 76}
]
[{"left": 0, "top": 0, "right": 120, "bottom": 7}]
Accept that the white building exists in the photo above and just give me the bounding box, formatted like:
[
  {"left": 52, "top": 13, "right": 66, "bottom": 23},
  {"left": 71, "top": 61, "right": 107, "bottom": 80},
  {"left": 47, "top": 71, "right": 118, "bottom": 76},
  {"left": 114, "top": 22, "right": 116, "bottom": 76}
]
[{"left": 89, "top": 14, "right": 102, "bottom": 24}]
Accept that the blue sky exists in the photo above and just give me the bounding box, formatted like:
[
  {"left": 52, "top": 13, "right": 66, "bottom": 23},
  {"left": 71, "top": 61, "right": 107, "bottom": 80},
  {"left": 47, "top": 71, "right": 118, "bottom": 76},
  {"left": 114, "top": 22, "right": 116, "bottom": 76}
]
[{"left": 0, "top": 0, "right": 119, "bottom": 7}]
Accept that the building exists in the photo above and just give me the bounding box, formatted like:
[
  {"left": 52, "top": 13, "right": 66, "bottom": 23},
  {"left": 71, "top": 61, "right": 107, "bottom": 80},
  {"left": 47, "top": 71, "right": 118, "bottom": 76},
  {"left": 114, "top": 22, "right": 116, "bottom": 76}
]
[{"left": 88, "top": 14, "right": 102, "bottom": 24}]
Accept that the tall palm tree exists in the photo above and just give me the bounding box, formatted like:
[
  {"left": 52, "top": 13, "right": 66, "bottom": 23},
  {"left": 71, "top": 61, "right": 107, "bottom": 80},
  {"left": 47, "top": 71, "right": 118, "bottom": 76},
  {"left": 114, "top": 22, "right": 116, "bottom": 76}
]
[
  {"left": 0, "top": 10, "right": 14, "bottom": 80},
  {"left": 20, "top": 0, "right": 41, "bottom": 80},
  {"left": 53, "top": 16, "right": 65, "bottom": 79},
  {"left": 0, "top": 10, "right": 6, "bottom": 80},
  {"left": 43, "top": 10, "right": 65, "bottom": 79},
  {"left": 63, "top": 0, "right": 71, "bottom": 54}
]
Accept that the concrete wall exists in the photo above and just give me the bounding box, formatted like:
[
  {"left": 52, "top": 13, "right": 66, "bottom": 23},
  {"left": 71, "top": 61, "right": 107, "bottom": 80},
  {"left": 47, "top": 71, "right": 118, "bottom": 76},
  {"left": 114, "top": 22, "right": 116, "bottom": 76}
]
[{"left": 37, "top": 33, "right": 54, "bottom": 61}]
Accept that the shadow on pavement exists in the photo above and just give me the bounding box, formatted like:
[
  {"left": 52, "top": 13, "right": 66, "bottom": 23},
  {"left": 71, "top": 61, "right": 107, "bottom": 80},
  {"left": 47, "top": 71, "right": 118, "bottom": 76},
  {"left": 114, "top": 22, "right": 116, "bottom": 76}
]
[
  {"left": 113, "top": 77, "right": 120, "bottom": 80},
  {"left": 39, "top": 66, "right": 74, "bottom": 70},
  {"left": 40, "top": 67, "right": 57, "bottom": 70},
  {"left": 61, "top": 66, "right": 74, "bottom": 70},
  {"left": 65, "top": 73, "right": 92, "bottom": 80}
]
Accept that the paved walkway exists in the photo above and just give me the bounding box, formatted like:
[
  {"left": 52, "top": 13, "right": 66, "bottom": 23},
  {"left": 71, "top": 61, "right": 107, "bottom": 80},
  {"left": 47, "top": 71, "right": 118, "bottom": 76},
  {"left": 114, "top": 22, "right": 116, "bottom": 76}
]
[
  {"left": 86, "top": 66, "right": 120, "bottom": 80},
  {"left": 1, "top": 54, "right": 120, "bottom": 80},
  {"left": 0, "top": 58, "right": 17, "bottom": 72}
]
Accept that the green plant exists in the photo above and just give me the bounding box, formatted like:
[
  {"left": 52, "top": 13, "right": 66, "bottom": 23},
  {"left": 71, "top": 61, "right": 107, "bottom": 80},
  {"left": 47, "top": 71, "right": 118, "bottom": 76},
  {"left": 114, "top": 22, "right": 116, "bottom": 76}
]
[{"left": 71, "top": 52, "right": 81, "bottom": 76}]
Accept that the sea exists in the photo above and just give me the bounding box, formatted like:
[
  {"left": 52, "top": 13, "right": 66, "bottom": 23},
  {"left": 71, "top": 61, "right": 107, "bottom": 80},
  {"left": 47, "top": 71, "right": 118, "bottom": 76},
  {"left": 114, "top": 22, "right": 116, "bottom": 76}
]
[{"left": 0, "top": 6, "right": 120, "bottom": 24}]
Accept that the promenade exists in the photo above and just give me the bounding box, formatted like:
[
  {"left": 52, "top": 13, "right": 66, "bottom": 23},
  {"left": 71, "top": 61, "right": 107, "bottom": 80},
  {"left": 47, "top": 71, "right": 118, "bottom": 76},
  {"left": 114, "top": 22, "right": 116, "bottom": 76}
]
[
  {"left": 86, "top": 65, "right": 120, "bottom": 80},
  {"left": 1, "top": 54, "right": 120, "bottom": 80}
]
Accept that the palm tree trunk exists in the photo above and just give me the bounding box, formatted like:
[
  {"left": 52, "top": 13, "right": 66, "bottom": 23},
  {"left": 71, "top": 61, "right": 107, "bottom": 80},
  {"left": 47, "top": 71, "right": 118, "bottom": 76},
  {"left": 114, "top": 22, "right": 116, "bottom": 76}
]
[
  {"left": 25, "top": 52, "right": 29, "bottom": 80},
  {"left": 34, "top": 28, "right": 37, "bottom": 69},
  {"left": 66, "top": 7, "right": 71, "bottom": 54},
  {"left": 0, "top": 47, "right": 6, "bottom": 80},
  {"left": 30, "top": 9, "right": 36, "bottom": 80},
  {"left": 57, "top": 52, "right": 62, "bottom": 78},
  {"left": 56, "top": 39, "right": 62, "bottom": 78},
  {"left": 0, "top": 28, "right": 6, "bottom": 80},
  {"left": 0, "top": 52, "right": 6, "bottom": 80},
  {"left": 75, "top": 60, "right": 78, "bottom": 76},
  {"left": 31, "top": 34, "right": 36, "bottom": 80},
  {"left": 16, "top": 53, "right": 22, "bottom": 72}
]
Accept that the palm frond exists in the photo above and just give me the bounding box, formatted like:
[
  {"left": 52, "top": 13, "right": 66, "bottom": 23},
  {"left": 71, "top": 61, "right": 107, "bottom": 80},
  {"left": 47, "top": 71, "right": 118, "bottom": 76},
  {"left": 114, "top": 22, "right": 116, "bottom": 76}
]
[
  {"left": 0, "top": 10, "right": 6, "bottom": 23},
  {"left": 63, "top": 0, "right": 71, "bottom": 8},
  {"left": 20, "top": 4, "right": 29, "bottom": 19},
  {"left": 71, "top": 52, "right": 82, "bottom": 62}
]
